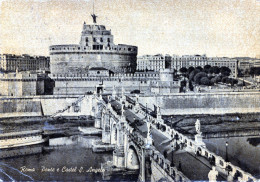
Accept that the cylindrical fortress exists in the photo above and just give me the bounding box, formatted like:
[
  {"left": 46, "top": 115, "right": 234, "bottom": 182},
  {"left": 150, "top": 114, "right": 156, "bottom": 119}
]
[{"left": 50, "top": 22, "right": 138, "bottom": 76}]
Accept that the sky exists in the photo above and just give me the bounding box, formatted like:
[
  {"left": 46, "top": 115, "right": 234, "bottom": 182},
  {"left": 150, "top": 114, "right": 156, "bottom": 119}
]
[{"left": 0, "top": 0, "right": 259, "bottom": 57}]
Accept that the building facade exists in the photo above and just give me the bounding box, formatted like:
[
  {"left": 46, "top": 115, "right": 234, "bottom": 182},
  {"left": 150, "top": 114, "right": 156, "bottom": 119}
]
[
  {"left": 171, "top": 54, "right": 207, "bottom": 71},
  {"left": 171, "top": 55, "right": 237, "bottom": 76},
  {"left": 0, "top": 54, "right": 50, "bottom": 73},
  {"left": 0, "top": 71, "right": 45, "bottom": 96},
  {"left": 51, "top": 69, "right": 161, "bottom": 95},
  {"left": 49, "top": 15, "right": 138, "bottom": 76},
  {"left": 136, "top": 54, "right": 171, "bottom": 71}
]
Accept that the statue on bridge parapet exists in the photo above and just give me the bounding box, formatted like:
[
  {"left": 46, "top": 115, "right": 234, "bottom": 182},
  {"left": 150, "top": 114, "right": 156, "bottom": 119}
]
[
  {"left": 156, "top": 106, "right": 162, "bottom": 121},
  {"left": 208, "top": 166, "right": 218, "bottom": 182},
  {"left": 194, "top": 119, "right": 206, "bottom": 147},
  {"left": 195, "top": 119, "right": 202, "bottom": 135},
  {"left": 145, "top": 121, "right": 153, "bottom": 148},
  {"left": 112, "top": 85, "right": 117, "bottom": 98}
]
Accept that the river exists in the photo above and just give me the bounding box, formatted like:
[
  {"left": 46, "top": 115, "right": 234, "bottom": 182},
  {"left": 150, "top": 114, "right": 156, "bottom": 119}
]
[
  {"left": 204, "top": 136, "right": 260, "bottom": 178},
  {"left": 0, "top": 133, "right": 138, "bottom": 181},
  {"left": 0, "top": 136, "right": 139, "bottom": 181}
]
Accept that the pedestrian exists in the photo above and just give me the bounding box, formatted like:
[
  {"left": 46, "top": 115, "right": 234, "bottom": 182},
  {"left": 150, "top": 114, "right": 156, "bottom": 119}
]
[{"left": 178, "top": 161, "right": 182, "bottom": 170}]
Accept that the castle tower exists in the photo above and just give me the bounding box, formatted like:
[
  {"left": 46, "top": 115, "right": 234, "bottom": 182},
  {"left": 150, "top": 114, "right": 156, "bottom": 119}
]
[{"left": 50, "top": 13, "right": 138, "bottom": 76}]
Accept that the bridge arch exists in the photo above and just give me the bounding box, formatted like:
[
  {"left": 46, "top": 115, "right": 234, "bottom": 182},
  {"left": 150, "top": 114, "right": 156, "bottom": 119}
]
[
  {"left": 111, "top": 121, "right": 117, "bottom": 144},
  {"left": 126, "top": 143, "right": 141, "bottom": 170}
]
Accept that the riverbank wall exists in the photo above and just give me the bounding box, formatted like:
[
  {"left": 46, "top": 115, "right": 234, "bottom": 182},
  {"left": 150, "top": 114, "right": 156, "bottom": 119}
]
[
  {"left": 0, "top": 91, "right": 259, "bottom": 118},
  {"left": 0, "top": 95, "right": 93, "bottom": 118},
  {"left": 139, "top": 92, "right": 260, "bottom": 115}
]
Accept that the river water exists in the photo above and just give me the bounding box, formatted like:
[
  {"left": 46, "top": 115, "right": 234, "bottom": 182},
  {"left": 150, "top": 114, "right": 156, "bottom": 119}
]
[
  {"left": 204, "top": 136, "right": 260, "bottom": 178},
  {"left": 0, "top": 137, "right": 139, "bottom": 181}
]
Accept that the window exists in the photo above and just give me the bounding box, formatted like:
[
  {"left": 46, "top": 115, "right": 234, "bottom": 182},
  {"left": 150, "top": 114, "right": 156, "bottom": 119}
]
[
  {"left": 107, "top": 38, "right": 110, "bottom": 42},
  {"left": 86, "top": 37, "right": 88, "bottom": 42},
  {"left": 93, "top": 38, "right": 96, "bottom": 42},
  {"left": 100, "top": 38, "right": 103, "bottom": 42}
]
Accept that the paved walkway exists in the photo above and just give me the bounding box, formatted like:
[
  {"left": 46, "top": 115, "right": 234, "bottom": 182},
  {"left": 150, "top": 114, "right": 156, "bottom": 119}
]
[{"left": 149, "top": 127, "right": 226, "bottom": 181}]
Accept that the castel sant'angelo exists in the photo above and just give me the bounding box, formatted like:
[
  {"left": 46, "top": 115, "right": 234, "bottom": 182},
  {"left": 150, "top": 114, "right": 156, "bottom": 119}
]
[
  {"left": 48, "top": 13, "right": 174, "bottom": 95},
  {"left": 49, "top": 13, "right": 138, "bottom": 75}
]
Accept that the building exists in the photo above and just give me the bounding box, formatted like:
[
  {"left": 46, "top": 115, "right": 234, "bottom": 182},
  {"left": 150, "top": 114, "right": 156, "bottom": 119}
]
[
  {"left": 88, "top": 67, "right": 110, "bottom": 77},
  {"left": 207, "top": 57, "right": 237, "bottom": 76},
  {"left": 49, "top": 14, "right": 138, "bottom": 76},
  {"left": 137, "top": 54, "right": 165, "bottom": 71},
  {"left": 171, "top": 54, "right": 207, "bottom": 71},
  {"left": 171, "top": 55, "right": 237, "bottom": 76},
  {"left": 253, "top": 59, "right": 260, "bottom": 67},
  {"left": 0, "top": 54, "right": 50, "bottom": 73},
  {"left": 235, "top": 57, "right": 260, "bottom": 76},
  {"left": 137, "top": 54, "right": 171, "bottom": 72},
  {"left": 0, "top": 71, "right": 45, "bottom": 96},
  {"left": 52, "top": 67, "right": 161, "bottom": 95}
]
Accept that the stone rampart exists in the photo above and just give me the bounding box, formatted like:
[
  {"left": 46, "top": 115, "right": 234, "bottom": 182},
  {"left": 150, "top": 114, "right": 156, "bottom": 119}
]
[
  {"left": 139, "top": 92, "right": 260, "bottom": 115},
  {"left": 0, "top": 95, "right": 93, "bottom": 118}
]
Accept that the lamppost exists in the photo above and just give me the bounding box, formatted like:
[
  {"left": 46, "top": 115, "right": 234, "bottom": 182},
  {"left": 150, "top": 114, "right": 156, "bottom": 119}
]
[
  {"left": 225, "top": 141, "right": 229, "bottom": 162},
  {"left": 171, "top": 139, "right": 175, "bottom": 167},
  {"left": 171, "top": 133, "right": 178, "bottom": 167}
]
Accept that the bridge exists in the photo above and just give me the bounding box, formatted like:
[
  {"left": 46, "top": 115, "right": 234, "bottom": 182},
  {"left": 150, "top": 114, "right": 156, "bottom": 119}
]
[
  {"left": 50, "top": 91, "right": 258, "bottom": 181},
  {"left": 89, "top": 91, "right": 258, "bottom": 182}
]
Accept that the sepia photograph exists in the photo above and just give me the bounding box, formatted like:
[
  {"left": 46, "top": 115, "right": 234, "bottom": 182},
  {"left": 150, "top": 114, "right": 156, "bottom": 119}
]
[{"left": 0, "top": 0, "right": 259, "bottom": 181}]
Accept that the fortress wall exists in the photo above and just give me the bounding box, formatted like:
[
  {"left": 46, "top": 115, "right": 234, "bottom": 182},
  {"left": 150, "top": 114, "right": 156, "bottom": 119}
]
[
  {"left": 1, "top": 92, "right": 258, "bottom": 118},
  {"left": 0, "top": 95, "right": 92, "bottom": 118},
  {"left": 53, "top": 79, "right": 151, "bottom": 95},
  {"left": 50, "top": 52, "right": 136, "bottom": 75},
  {"left": 139, "top": 92, "right": 260, "bottom": 115}
]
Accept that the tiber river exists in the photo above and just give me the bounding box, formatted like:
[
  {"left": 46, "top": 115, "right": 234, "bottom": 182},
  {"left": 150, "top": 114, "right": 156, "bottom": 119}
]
[
  {"left": 0, "top": 119, "right": 259, "bottom": 181},
  {"left": 0, "top": 137, "right": 139, "bottom": 181},
  {"left": 1, "top": 136, "right": 259, "bottom": 181}
]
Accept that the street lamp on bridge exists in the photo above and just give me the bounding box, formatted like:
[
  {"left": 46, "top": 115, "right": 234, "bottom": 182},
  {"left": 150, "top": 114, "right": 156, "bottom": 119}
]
[
  {"left": 171, "top": 133, "right": 179, "bottom": 167},
  {"left": 225, "top": 141, "right": 229, "bottom": 162}
]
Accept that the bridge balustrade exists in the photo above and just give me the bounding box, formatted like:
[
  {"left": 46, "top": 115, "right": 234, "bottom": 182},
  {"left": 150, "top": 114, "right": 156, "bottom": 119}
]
[
  {"left": 96, "top": 95, "right": 258, "bottom": 182},
  {"left": 150, "top": 146, "right": 189, "bottom": 182}
]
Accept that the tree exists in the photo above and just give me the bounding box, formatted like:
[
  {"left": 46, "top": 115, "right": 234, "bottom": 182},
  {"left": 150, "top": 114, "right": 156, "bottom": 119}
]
[
  {"left": 227, "top": 78, "right": 238, "bottom": 86},
  {"left": 195, "top": 66, "right": 203, "bottom": 71},
  {"left": 208, "top": 75, "right": 215, "bottom": 80},
  {"left": 189, "top": 80, "right": 194, "bottom": 91},
  {"left": 189, "top": 69, "right": 201, "bottom": 81},
  {"left": 221, "top": 76, "right": 229, "bottom": 83},
  {"left": 212, "top": 66, "right": 220, "bottom": 74},
  {"left": 188, "top": 67, "right": 195, "bottom": 74},
  {"left": 179, "top": 67, "right": 188, "bottom": 74},
  {"left": 237, "top": 68, "right": 244, "bottom": 77},
  {"left": 180, "top": 79, "right": 187, "bottom": 87},
  {"left": 211, "top": 75, "right": 222, "bottom": 84},
  {"left": 204, "top": 65, "right": 211, "bottom": 73},
  {"left": 250, "top": 67, "right": 260, "bottom": 77},
  {"left": 200, "top": 77, "right": 211, "bottom": 86},
  {"left": 210, "top": 77, "right": 216, "bottom": 85},
  {"left": 208, "top": 67, "right": 214, "bottom": 74},
  {"left": 215, "top": 75, "right": 222, "bottom": 83},
  {"left": 194, "top": 72, "right": 207, "bottom": 84},
  {"left": 204, "top": 65, "right": 211, "bottom": 70},
  {"left": 220, "top": 66, "right": 231, "bottom": 77},
  {"left": 180, "top": 80, "right": 187, "bottom": 93}
]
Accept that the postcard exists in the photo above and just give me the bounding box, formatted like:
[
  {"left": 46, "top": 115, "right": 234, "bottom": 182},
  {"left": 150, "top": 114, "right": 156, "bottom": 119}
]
[{"left": 0, "top": 0, "right": 259, "bottom": 181}]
